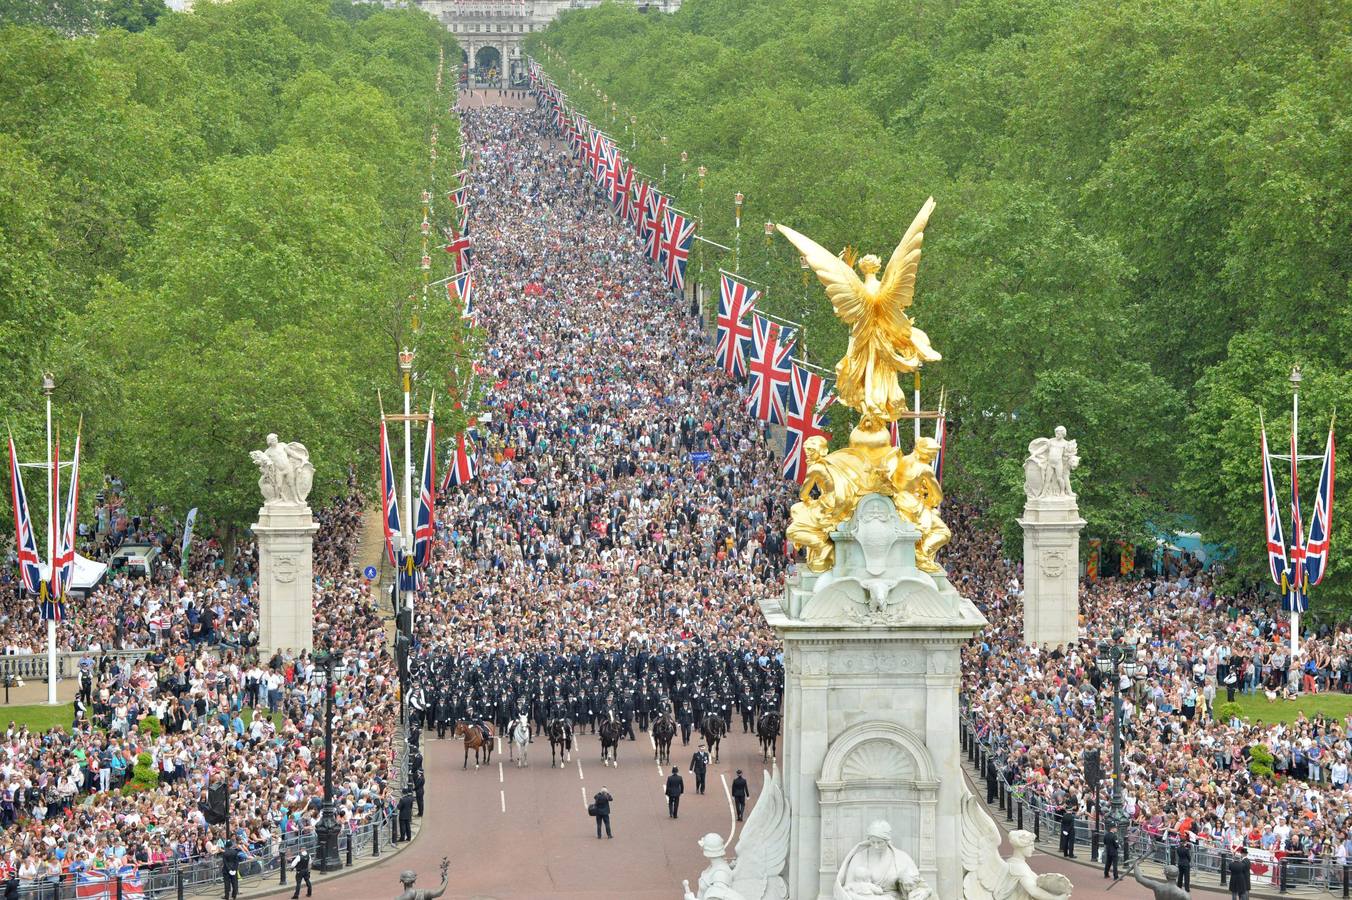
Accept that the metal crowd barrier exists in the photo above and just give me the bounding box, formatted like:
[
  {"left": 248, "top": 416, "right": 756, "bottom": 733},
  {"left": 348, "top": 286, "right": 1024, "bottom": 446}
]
[{"left": 959, "top": 709, "right": 1352, "bottom": 894}]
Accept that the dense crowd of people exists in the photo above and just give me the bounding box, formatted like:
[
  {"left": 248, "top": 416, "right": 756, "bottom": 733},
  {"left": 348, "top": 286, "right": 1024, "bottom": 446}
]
[
  {"left": 0, "top": 486, "right": 400, "bottom": 887},
  {"left": 411, "top": 103, "right": 791, "bottom": 729}
]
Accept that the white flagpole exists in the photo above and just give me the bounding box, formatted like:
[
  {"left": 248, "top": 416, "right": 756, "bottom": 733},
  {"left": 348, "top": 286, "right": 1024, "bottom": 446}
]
[
  {"left": 399, "top": 350, "right": 416, "bottom": 625},
  {"left": 43, "top": 374, "right": 56, "bottom": 705},
  {"left": 913, "top": 371, "right": 922, "bottom": 444},
  {"left": 1291, "top": 367, "right": 1301, "bottom": 662}
]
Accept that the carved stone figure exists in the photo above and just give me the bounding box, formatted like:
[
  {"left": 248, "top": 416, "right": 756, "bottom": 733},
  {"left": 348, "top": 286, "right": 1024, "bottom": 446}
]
[
  {"left": 250, "top": 433, "right": 315, "bottom": 506},
  {"left": 395, "top": 858, "right": 449, "bottom": 900},
  {"left": 1130, "top": 858, "right": 1189, "bottom": 899},
  {"left": 1024, "top": 426, "right": 1080, "bottom": 500},
  {"left": 681, "top": 766, "right": 790, "bottom": 900},
  {"left": 961, "top": 796, "right": 1072, "bottom": 900},
  {"left": 833, "top": 820, "right": 932, "bottom": 900}
]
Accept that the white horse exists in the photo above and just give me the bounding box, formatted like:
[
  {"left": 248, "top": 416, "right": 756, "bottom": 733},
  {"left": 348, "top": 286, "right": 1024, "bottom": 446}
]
[{"left": 508, "top": 714, "right": 530, "bottom": 768}]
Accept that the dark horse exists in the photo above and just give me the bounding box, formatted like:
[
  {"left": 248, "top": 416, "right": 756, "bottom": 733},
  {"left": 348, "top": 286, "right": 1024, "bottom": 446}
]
[
  {"left": 547, "top": 717, "right": 574, "bottom": 768},
  {"left": 757, "top": 710, "right": 782, "bottom": 762},
  {"left": 651, "top": 710, "right": 676, "bottom": 765},
  {"left": 599, "top": 710, "right": 623, "bottom": 767},
  {"left": 699, "top": 713, "right": 727, "bottom": 763},
  {"left": 454, "top": 720, "right": 495, "bottom": 769}
]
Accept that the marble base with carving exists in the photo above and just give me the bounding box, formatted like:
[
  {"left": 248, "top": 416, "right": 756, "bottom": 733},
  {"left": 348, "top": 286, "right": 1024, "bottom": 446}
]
[
  {"left": 253, "top": 502, "right": 319, "bottom": 654},
  {"left": 760, "top": 493, "right": 988, "bottom": 900},
  {"left": 1017, "top": 495, "right": 1085, "bottom": 648}
]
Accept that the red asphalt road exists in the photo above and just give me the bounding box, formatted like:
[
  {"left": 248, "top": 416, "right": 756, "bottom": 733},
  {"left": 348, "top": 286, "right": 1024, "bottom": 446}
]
[{"left": 253, "top": 726, "right": 1148, "bottom": 900}]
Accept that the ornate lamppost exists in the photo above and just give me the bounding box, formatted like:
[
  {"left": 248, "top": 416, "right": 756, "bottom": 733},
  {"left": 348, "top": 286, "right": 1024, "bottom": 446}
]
[
  {"left": 313, "top": 648, "right": 343, "bottom": 873},
  {"left": 1095, "top": 628, "right": 1138, "bottom": 866},
  {"left": 733, "top": 192, "right": 744, "bottom": 273}
]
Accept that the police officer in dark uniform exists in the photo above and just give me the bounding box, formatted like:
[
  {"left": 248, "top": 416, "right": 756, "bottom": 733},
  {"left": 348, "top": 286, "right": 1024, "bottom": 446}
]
[
  {"left": 1102, "top": 828, "right": 1119, "bottom": 880},
  {"left": 731, "top": 769, "right": 750, "bottom": 822},
  {"left": 690, "top": 745, "right": 710, "bottom": 795},
  {"left": 221, "top": 841, "right": 247, "bottom": 900},
  {"left": 676, "top": 698, "right": 693, "bottom": 746},
  {"left": 289, "top": 849, "right": 312, "bottom": 898},
  {"left": 665, "top": 766, "right": 684, "bottom": 818},
  {"left": 414, "top": 766, "right": 426, "bottom": 817},
  {"left": 397, "top": 788, "right": 415, "bottom": 842}
]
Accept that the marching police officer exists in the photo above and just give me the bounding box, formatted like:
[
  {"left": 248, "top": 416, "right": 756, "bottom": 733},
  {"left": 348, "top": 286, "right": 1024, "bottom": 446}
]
[
  {"left": 731, "top": 769, "right": 750, "bottom": 822},
  {"left": 665, "top": 766, "right": 684, "bottom": 819},
  {"left": 690, "top": 744, "right": 710, "bottom": 795},
  {"left": 289, "top": 849, "right": 312, "bottom": 898}
]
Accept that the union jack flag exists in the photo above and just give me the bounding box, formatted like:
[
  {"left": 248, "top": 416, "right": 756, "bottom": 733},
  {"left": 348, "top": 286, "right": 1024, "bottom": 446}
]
[
  {"left": 412, "top": 419, "right": 436, "bottom": 570},
  {"left": 75, "top": 866, "right": 144, "bottom": 899},
  {"left": 744, "top": 315, "right": 796, "bottom": 425},
  {"left": 631, "top": 179, "right": 649, "bottom": 233},
  {"left": 380, "top": 419, "right": 401, "bottom": 568},
  {"left": 782, "top": 364, "right": 834, "bottom": 483},
  {"left": 613, "top": 163, "right": 635, "bottom": 220},
  {"left": 715, "top": 273, "right": 759, "bottom": 379},
  {"left": 442, "top": 430, "right": 478, "bottom": 489},
  {"left": 1305, "top": 423, "right": 1336, "bottom": 588},
  {"left": 448, "top": 185, "right": 469, "bottom": 209},
  {"left": 7, "top": 436, "right": 41, "bottom": 595},
  {"left": 445, "top": 233, "right": 472, "bottom": 273},
  {"left": 451, "top": 269, "right": 476, "bottom": 320},
  {"left": 52, "top": 427, "right": 80, "bottom": 602},
  {"left": 658, "top": 209, "right": 696, "bottom": 290},
  {"left": 642, "top": 189, "right": 669, "bottom": 263},
  {"left": 1260, "top": 422, "right": 1288, "bottom": 590}
]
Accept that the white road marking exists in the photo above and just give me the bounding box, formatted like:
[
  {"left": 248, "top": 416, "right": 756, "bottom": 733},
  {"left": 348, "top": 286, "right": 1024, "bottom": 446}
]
[
  {"left": 577, "top": 756, "right": 584, "bottom": 780},
  {"left": 498, "top": 762, "right": 504, "bottom": 783},
  {"left": 500, "top": 790, "right": 506, "bottom": 813},
  {"left": 580, "top": 786, "right": 588, "bottom": 809},
  {"left": 722, "top": 773, "right": 737, "bottom": 845}
]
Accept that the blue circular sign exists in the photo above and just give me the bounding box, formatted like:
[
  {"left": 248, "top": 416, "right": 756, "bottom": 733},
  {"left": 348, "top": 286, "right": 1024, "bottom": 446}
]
[{"left": 363, "top": 565, "right": 378, "bottom": 580}]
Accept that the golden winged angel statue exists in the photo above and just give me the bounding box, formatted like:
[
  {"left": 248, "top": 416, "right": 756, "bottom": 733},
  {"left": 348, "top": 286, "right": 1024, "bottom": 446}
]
[
  {"left": 777, "top": 198, "right": 951, "bottom": 575},
  {"left": 777, "top": 197, "right": 940, "bottom": 431}
]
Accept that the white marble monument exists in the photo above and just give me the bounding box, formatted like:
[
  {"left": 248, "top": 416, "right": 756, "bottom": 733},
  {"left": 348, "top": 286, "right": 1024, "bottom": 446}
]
[
  {"left": 1018, "top": 426, "right": 1085, "bottom": 648},
  {"left": 250, "top": 434, "right": 318, "bottom": 653},
  {"left": 758, "top": 493, "right": 988, "bottom": 900}
]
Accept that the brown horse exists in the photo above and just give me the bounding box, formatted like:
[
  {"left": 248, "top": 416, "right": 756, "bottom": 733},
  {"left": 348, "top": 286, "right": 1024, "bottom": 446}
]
[{"left": 454, "top": 720, "right": 495, "bottom": 770}]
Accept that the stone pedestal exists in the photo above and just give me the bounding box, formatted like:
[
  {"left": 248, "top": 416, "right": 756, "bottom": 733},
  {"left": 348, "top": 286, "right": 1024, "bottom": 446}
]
[
  {"left": 253, "top": 503, "right": 319, "bottom": 654},
  {"left": 761, "top": 494, "right": 987, "bottom": 900},
  {"left": 1017, "top": 495, "right": 1085, "bottom": 648}
]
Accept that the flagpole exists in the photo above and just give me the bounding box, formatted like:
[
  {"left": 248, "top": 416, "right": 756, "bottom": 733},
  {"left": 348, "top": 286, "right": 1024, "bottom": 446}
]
[
  {"left": 1291, "top": 365, "right": 1301, "bottom": 662},
  {"left": 399, "top": 349, "right": 416, "bottom": 625},
  {"left": 42, "top": 373, "right": 56, "bottom": 706}
]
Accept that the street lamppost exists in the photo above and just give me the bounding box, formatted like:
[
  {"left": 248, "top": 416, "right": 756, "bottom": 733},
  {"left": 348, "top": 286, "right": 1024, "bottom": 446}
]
[
  {"left": 733, "top": 192, "right": 743, "bottom": 273},
  {"left": 660, "top": 135, "right": 668, "bottom": 183},
  {"left": 680, "top": 150, "right": 688, "bottom": 186},
  {"left": 313, "top": 649, "right": 343, "bottom": 873},
  {"left": 629, "top": 115, "right": 637, "bottom": 150},
  {"left": 763, "top": 220, "right": 774, "bottom": 284},
  {"left": 1095, "top": 628, "right": 1138, "bottom": 865}
]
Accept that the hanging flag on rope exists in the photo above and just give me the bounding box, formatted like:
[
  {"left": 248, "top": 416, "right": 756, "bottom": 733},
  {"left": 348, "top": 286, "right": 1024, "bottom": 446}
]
[
  {"left": 658, "top": 208, "right": 696, "bottom": 290},
  {"left": 1260, "top": 421, "right": 1289, "bottom": 591},
  {"left": 52, "top": 425, "right": 81, "bottom": 603},
  {"left": 782, "top": 364, "right": 834, "bottom": 483},
  {"left": 442, "top": 430, "right": 478, "bottom": 489},
  {"left": 1305, "top": 421, "right": 1336, "bottom": 587},
  {"left": 642, "top": 189, "right": 669, "bottom": 263},
  {"left": 744, "top": 315, "right": 797, "bottom": 425},
  {"left": 715, "top": 273, "right": 760, "bottom": 379},
  {"left": 412, "top": 415, "right": 436, "bottom": 570},
  {"left": 452, "top": 268, "right": 476, "bottom": 320},
  {"left": 7, "top": 435, "right": 41, "bottom": 595},
  {"left": 380, "top": 419, "right": 401, "bottom": 567}
]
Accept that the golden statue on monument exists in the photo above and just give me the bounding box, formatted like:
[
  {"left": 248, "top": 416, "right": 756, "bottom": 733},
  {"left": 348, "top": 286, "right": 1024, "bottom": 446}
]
[{"left": 777, "top": 197, "right": 950, "bottom": 574}]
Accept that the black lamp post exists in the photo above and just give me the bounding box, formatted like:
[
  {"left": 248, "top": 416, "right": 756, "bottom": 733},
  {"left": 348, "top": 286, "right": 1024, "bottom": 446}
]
[
  {"left": 1095, "top": 628, "right": 1138, "bottom": 864},
  {"left": 313, "top": 649, "right": 342, "bottom": 873}
]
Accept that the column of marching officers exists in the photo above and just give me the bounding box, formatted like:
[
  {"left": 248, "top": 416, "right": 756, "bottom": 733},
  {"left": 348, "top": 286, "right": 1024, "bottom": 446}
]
[{"left": 408, "top": 648, "right": 784, "bottom": 743}]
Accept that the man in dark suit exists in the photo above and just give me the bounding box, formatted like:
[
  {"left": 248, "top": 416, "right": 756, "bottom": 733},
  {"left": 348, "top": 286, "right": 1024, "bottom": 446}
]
[
  {"left": 690, "top": 745, "right": 710, "bottom": 795},
  {"left": 1228, "top": 846, "right": 1252, "bottom": 900},
  {"left": 593, "top": 787, "right": 613, "bottom": 838},
  {"left": 1060, "top": 807, "right": 1077, "bottom": 858},
  {"left": 397, "top": 789, "right": 415, "bottom": 842},
  {"left": 1102, "top": 828, "right": 1119, "bottom": 880},
  {"left": 1176, "top": 839, "right": 1192, "bottom": 891},
  {"left": 665, "top": 767, "right": 684, "bottom": 818},
  {"left": 731, "top": 769, "right": 750, "bottom": 822}
]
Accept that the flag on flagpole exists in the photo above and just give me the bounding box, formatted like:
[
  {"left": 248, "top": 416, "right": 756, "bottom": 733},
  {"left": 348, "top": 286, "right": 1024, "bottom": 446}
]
[
  {"left": 782, "top": 364, "right": 834, "bottom": 483},
  {"left": 380, "top": 419, "right": 401, "bottom": 567},
  {"left": 442, "top": 431, "right": 477, "bottom": 489},
  {"left": 1305, "top": 421, "right": 1336, "bottom": 587},
  {"left": 412, "top": 416, "right": 436, "bottom": 570},
  {"left": 715, "top": 273, "right": 759, "bottom": 379},
  {"left": 1260, "top": 421, "right": 1289, "bottom": 591},
  {"left": 452, "top": 268, "right": 476, "bottom": 320},
  {"left": 8, "top": 435, "right": 41, "bottom": 595},
  {"left": 52, "top": 425, "right": 80, "bottom": 602},
  {"left": 1289, "top": 416, "right": 1308, "bottom": 611},
  {"left": 744, "top": 315, "right": 796, "bottom": 425}
]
